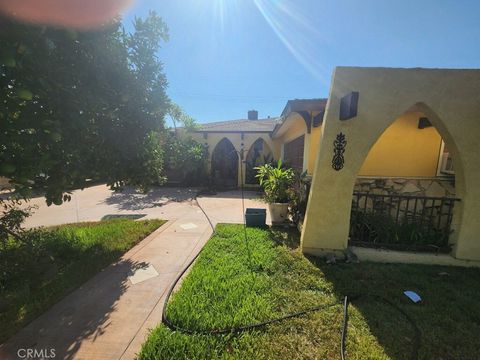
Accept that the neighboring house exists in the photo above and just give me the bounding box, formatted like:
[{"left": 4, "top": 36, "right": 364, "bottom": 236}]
[
  {"left": 191, "top": 99, "right": 454, "bottom": 197},
  {"left": 190, "top": 111, "right": 281, "bottom": 188}
]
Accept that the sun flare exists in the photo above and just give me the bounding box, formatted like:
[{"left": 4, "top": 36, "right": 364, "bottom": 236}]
[{"left": 253, "top": 0, "right": 329, "bottom": 82}]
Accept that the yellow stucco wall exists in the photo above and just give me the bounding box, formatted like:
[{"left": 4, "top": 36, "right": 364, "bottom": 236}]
[
  {"left": 274, "top": 114, "right": 307, "bottom": 145},
  {"left": 358, "top": 112, "right": 442, "bottom": 177},
  {"left": 271, "top": 109, "right": 444, "bottom": 177},
  {"left": 308, "top": 126, "right": 322, "bottom": 174},
  {"left": 273, "top": 112, "right": 324, "bottom": 174},
  {"left": 301, "top": 67, "right": 480, "bottom": 262},
  {"left": 190, "top": 108, "right": 445, "bottom": 186}
]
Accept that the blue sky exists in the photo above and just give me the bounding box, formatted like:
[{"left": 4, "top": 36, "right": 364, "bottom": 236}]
[{"left": 123, "top": 0, "right": 480, "bottom": 124}]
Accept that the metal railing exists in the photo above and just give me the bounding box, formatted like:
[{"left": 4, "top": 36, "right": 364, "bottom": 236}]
[{"left": 349, "top": 192, "right": 460, "bottom": 252}]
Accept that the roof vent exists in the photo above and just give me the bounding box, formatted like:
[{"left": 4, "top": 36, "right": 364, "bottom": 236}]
[{"left": 248, "top": 110, "right": 258, "bottom": 120}]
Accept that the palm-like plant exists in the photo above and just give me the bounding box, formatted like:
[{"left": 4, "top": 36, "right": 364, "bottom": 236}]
[{"left": 255, "top": 160, "right": 295, "bottom": 203}]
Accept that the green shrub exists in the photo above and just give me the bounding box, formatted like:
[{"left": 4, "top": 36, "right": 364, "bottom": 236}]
[
  {"left": 163, "top": 133, "right": 208, "bottom": 185},
  {"left": 350, "top": 211, "right": 451, "bottom": 251},
  {"left": 255, "top": 160, "right": 295, "bottom": 203}
]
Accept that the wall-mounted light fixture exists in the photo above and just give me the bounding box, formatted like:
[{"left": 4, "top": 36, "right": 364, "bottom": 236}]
[
  {"left": 339, "top": 91, "right": 359, "bottom": 121},
  {"left": 418, "top": 117, "right": 432, "bottom": 129}
]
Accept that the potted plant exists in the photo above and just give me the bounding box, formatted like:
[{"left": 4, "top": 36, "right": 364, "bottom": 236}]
[{"left": 255, "top": 160, "right": 295, "bottom": 224}]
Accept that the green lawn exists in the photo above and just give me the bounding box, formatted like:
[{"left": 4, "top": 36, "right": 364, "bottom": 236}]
[
  {"left": 0, "top": 218, "right": 165, "bottom": 343},
  {"left": 139, "top": 224, "right": 480, "bottom": 360}
]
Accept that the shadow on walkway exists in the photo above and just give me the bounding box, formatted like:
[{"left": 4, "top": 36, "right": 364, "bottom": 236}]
[
  {"left": 199, "top": 189, "right": 263, "bottom": 201},
  {"left": 1, "top": 259, "right": 148, "bottom": 360},
  {"left": 101, "top": 187, "right": 198, "bottom": 211}
]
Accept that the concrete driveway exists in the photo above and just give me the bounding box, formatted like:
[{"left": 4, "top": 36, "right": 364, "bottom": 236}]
[
  {"left": 1, "top": 185, "right": 268, "bottom": 360},
  {"left": 21, "top": 184, "right": 269, "bottom": 228}
]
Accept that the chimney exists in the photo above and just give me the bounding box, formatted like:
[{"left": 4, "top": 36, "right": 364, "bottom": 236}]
[{"left": 247, "top": 110, "right": 258, "bottom": 120}]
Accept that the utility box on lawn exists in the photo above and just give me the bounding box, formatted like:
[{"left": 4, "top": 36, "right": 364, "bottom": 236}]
[{"left": 245, "top": 208, "right": 266, "bottom": 227}]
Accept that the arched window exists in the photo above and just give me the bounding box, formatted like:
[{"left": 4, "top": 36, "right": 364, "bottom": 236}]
[
  {"left": 245, "top": 138, "right": 274, "bottom": 184},
  {"left": 211, "top": 138, "right": 238, "bottom": 189}
]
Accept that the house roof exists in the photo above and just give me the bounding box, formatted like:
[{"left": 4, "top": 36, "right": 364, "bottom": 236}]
[
  {"left": 272, "top": 98, "right": 328, "bottom": 137},
  {"left": 193, "top": 98, "right": 327, "bottom": 134},
  {"left": 280, "top": 98, "right": 328, "bottom": 117},
  {"left": 194, "top": 118, "right": 281, "bottom": 133}
]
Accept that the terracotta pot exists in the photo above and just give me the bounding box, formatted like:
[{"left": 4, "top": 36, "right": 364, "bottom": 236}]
[{"left": 268, "top": 203, "right": 289, "bottom": 224}]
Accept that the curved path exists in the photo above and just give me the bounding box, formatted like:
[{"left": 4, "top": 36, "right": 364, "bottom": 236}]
[{"left": 0, "top": 185, "right": 267, "bottom": 359}]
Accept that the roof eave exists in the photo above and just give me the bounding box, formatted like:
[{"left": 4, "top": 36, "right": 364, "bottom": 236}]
[{"left": 192, "top": 130, "right": 274, "bottom": 134}]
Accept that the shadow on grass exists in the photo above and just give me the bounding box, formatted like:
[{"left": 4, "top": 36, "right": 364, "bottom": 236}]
[
  {"left": 101, "top": 214, "right": 146, "bottom": 221},
  {"left": 0, "top": 258, "right": 148, "bottom": 360},
  {"left": 252, "top": 225, "right": 480, "bottom": 359},
  {"left": 306, "top": 255, "right": 480, "bottom": 360},
  {"left": 268, "top": 227, "right": 300, "bottom": 249},
  {"left": 0, "top": 220, "right": 163, "bottom": 359}
]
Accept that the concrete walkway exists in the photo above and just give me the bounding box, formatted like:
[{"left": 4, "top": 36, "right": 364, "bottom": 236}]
[{"left": 0, "top": 186, "right": 268, "bottom": 360}]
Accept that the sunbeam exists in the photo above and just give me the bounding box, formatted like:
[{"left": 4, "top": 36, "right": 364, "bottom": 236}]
[
  {"left": 253, "top": 0, "right": 330, "bottom": 83},
  {"left": 207, "top": 0, "right": 242, "bottom": 33}
]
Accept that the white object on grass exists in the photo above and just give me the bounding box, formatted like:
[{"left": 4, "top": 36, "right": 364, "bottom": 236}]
[{"left": 404, "top": 291, "right": 421, "bottom": 303}]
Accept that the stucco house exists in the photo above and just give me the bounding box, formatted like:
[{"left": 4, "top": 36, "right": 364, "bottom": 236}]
[
  {"left": 299, "top": 66, "right": 479, "bottom": 264},
  {"left": 189, "top": 66, "right": 480, "bottom": 264},
  {"left": 190, "top": 111, "right": 280, "bottom": 188},
  {"left": 191, "top": 97, "right": 454, "bottom": 198}
]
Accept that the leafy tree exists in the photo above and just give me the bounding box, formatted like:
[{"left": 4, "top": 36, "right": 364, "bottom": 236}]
[
  {"left": 163, "top": 133, "right": 207, "bottom": 185},
  {"left": 167, "top": 102, "right": 199, "bottom": 132},
  {"left": 163, "top": 103, "right": 205, "bottom": 184},
  {"left": 0, "top": 11, "right": 170, "bottom": 239},
  {"left": 0, "top": 11, "right": 169, "bottom": 201},
  {"left": 0, "top": 200, "right": 33, "bottom": 244}
]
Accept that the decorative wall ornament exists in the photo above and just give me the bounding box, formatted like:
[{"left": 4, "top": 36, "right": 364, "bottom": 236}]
[{"left": 332, "top": 132, "right": 347, "bottom": 171}]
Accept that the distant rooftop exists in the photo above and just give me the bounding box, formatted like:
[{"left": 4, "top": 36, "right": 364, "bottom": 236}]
[
  {"left": 194, "top": 99, "right": 328, "bottom": 133},
  {"left": 195, "top": 118, "right": 281, "bottom": 133}
]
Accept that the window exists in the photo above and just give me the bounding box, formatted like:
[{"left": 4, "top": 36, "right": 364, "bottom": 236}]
[
  {"left": 284, "top": 135, "right": 304, "bottom": 171},
  {"left": 440, "top": 150, "right": 454, "bottom": 174}
]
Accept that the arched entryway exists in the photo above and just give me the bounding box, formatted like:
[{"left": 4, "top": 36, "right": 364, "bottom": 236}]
[
  {"left": 211, "top": 138, "right": 238, "bottom": 189},
  {"left": 348, "top": 108, "right": 459, "bottom": 253},
  {"left": 300, "top": 67, "right": 480, "bottom": 262},
  {"left": 245, "top": 138, "right": 274, "bottom": 184}
]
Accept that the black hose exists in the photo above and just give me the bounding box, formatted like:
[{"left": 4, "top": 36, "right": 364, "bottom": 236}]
[
  {"left": 340, "top": 294, "right": 421, "bottom": 360},
  {"left": 163, "top": 297, "right": 340, "bottom": 335},
  {"left": 161, "top": 172, "right": 421, "bottom": 359},
  {"left": 341, "top": 296, "right": 349, "bottom": 360},
  {"left": 161, "top": 169, "right": 342, "bottom": 335}
]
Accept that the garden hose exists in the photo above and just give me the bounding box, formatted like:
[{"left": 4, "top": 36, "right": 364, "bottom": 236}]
[
  {"left": 161, "top": 164, "right": 421, "bottom": 359},
  {"left": 341, "top": 296, "right": 349, "bottom": 360},
  {"left": 340, "top": 294, "right": 421, "bottom": 360}
]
